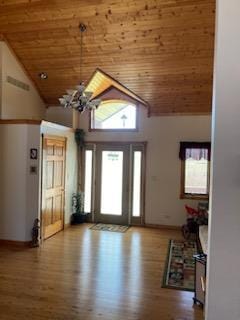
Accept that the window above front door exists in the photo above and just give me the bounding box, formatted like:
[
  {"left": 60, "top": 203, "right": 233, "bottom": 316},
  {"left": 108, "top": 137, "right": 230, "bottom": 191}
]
[{"left": 90, "top": 100, "right": 138, "bottom": 131}]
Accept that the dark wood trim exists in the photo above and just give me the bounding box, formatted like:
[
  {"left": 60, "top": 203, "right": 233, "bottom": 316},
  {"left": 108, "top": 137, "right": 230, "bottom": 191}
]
[
  {"left": 89, "top": 128, "right": 139, "bottom": 133},
  {"left": 0, "top": 119, "right": 75, "bottom": 131},
  {"left": 150, "top": 112, "right": 212, "bottom": 117},
  {"left": 180, "top": 160, "right": 185, "bottom": 199},
  {"left": 0, "top": 239, "right": 31, "bottom": 247},
  {"left": 145, "top": 224, "right": 181, "bottom": 231},
  {"left": 180, "top": 194, "right": 209, "bottom": 201},
  {"left": 0, "top": 119, "right": 42, "bottom": 125},
  {"left": 85, "top": 141, "right": 147, "bottom": 146}
]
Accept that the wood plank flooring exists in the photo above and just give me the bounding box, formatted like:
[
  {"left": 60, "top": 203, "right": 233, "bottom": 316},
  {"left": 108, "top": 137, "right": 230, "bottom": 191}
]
[{"left": 0, "top": 224, "right": 204, "bottom": 320}]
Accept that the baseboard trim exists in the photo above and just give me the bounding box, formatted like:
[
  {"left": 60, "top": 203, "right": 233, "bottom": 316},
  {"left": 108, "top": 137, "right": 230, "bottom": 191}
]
[
  {"left": 145, "top": 223, "right": 181, "bottom": 231},
  {"left": 64, "top": 223, "right": 71, "bottom": 229},
  {"left": 0, "top": 239, "right": 31, "bottom": 247}
]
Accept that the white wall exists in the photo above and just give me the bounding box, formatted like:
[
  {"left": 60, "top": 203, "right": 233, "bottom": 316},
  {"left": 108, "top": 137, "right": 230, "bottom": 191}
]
[
  {"left": 0, "top": 124, "right": 41, "bottom": 241},
  {"left": 46, "top": 106, "right": 73, "bottom": 128},
  {"left": 25, "top": 125, "right": 42, "bottom": 241},
  {"left": 0, "top": 41, "right": 45, "bottom": 120},
  {"left": 0, "top": 121, "right": 77, "bottom": 242},
  {"left": 206, "top": 1, "right": 240, "bottom": 319},
  {"left": 78, "top": 109, "right": 211, "bottom": 226}
]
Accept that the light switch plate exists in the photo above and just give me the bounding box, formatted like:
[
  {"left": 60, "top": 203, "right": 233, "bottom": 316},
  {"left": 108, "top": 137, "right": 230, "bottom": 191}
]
[{"left": 30, "top": 166, "right": 37, "bottom": 174}]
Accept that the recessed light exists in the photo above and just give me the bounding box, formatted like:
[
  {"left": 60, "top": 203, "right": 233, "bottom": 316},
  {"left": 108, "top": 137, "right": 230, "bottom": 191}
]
[{"left": 38, "top": 72, "right": 48, "bottom": 80}]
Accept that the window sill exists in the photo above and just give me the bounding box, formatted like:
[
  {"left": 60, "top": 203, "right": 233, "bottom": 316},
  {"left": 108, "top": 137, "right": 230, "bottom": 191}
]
[
  {"left": 89, "top": 128, "right": 138, "bottom": 133},
  {"left": 180, "top": 194, "right": 209, "bottom": 201}
]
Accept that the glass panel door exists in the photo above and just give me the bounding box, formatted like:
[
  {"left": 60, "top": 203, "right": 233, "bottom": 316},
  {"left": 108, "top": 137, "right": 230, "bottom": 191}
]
[
  {"left": 95, "top": 145, "right": 129, "bottom": 225},
  {"left": 101, "top": 151, "right": 123, "bottom": 215},
  {"left": 83, "top": 142, "right": 146, "bottom": 225}
]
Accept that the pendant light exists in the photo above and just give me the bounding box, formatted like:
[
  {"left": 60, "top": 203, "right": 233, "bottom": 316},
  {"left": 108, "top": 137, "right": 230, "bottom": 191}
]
[{"left": 59, "top": 23, "right": 101, "bottom": 113}]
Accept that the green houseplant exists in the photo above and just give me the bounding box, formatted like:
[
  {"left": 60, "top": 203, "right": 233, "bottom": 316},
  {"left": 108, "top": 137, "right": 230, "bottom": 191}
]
[
  {"left": 75, "top": 128, "right": 85, "bottom": 191},
  {"left": 71, "top": 192, "right": 88, "bottom": 224},
  {"left": 75, "top": 129, "right": 85, "bottom": 148}
]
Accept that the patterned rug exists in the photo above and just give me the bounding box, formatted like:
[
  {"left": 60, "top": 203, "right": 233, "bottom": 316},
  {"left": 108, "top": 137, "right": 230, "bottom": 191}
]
[
  {"left": 162, "top": 239, "right": 197, "bottom": 291},
  {"left": 90, "top": 223, "right": 129, "bottom": 233}
]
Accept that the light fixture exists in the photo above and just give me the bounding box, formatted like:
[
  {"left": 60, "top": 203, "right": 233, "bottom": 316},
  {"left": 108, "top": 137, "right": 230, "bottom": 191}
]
[
  {"left": 59, "top": 23, "right": 101, "bottom": 113},
  {"left": 39, "top": 72, "right": 48, "bottom": 80}
]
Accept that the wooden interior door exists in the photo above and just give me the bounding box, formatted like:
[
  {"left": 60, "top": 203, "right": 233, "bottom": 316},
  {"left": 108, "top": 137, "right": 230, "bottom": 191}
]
[{"left": 42, "top": 136, "right": 66, "bottom": 240}]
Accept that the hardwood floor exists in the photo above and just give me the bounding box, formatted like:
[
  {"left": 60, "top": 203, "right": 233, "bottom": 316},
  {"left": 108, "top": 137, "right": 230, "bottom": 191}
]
[{"left": 0, "top": 224, "right": 203, "bottom": 320}]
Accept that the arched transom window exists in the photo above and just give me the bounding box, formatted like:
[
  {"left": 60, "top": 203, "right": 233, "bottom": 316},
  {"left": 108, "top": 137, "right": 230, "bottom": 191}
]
[{"left": 90, "top": 99, "right": 137, "bottom": 131}]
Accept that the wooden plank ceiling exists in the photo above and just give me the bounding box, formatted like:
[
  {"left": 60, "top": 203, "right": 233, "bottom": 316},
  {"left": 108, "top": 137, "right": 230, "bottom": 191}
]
[{"left": 0, "top": 0, "right": 215, "bottom": 115}]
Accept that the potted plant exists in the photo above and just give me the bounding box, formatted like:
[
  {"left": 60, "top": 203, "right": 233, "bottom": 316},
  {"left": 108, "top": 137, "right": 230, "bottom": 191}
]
[
  {"left": 75, "top": 128, "right": 85, "bottom": 149},
  {"left": 71, "top": 192, "right": 88, "bottom": 224},
  {"left": 75, "top": 128, "right": 85, "bottom": 191}
]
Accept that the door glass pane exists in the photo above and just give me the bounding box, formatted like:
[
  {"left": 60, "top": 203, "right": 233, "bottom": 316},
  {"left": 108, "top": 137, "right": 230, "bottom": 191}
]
[
  {"left": 101, "top": 151, "right": 123, "bottom": 215},
  {"left": 84, "top": 150, "right": 93, "bottom": 213},
  {"left": 132, "top": 151, "right": 142, "bottom": 217}
]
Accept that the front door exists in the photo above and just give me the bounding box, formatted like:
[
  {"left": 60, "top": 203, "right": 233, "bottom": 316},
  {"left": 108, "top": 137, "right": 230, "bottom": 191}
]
[
  {"left": 95, "top": 145, "right": 129, "bottom": 225},
  {"left": 42, "top": 136, "right": 66, "bottom": 239}
]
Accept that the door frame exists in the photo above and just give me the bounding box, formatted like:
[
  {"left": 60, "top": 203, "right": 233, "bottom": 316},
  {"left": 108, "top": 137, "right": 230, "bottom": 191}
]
[
  {"left": 82, "top": 141, "right": 147, "bottom": 226},
  {"left": 40, "top": 134, "right": 67, "bottom": 240},
  {"left": 129, "top": 143, "right": 147, "bottom": 226}
]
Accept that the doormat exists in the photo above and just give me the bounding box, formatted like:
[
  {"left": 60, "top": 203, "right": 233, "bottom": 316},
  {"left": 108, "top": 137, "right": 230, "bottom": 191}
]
[
  {"left": 90, "top": 223, "right": 129, "bottom": 233},
  {"left": 162, "top": 239, "right": 197, "bottom": 292}
]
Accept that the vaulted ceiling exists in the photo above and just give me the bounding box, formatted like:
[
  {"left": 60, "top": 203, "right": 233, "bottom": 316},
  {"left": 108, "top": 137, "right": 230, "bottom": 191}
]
[{"left": 0, "top": 0, "right": 215, "bottom": 115}]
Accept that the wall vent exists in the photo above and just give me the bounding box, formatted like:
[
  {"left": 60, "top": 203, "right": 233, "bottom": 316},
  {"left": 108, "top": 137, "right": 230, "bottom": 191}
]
[{"left": 6, "top": 76, "right": 30, "bottom": 91}]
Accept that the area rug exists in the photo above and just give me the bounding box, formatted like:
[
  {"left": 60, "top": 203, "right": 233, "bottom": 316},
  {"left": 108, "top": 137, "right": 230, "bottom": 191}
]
[
  {"left": 90, "top": 223, "right": 129, "bottom": 233},
  {"left": 162, "top": 239, "right": 197, "bottom": 291}
]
